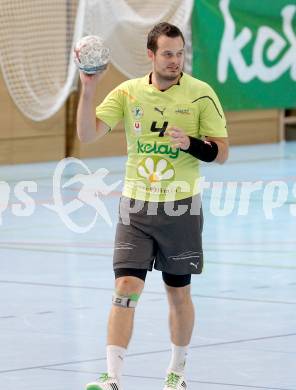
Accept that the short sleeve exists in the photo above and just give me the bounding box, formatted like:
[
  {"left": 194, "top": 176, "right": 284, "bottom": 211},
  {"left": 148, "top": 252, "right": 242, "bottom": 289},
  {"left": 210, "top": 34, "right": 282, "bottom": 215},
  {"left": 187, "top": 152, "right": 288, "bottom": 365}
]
[
  {"left": 198, "top": 86, "right": 228, "bottom": 138},
  {"left": 96, "top": 86, "right": 124, "bottom": 130}
]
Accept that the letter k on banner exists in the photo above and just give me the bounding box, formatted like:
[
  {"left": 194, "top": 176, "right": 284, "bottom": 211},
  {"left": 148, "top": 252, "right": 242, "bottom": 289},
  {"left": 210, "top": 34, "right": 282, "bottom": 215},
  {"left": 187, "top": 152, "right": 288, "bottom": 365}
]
[{"left": 192, "top": 0, "right": 296, "bottom": 110}]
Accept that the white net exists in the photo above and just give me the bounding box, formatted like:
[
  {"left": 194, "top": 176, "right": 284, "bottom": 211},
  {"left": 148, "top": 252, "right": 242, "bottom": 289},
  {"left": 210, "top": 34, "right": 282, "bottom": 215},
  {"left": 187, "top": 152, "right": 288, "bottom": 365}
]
[
  {"left": 0, "top": 0, "right": 193, "bottom": 121},
  {"left": 83, "top": 0, "right": 194, "bottom": 78},
  {"left": 0, "top": 0, "right": 83, "bottom": 121}
]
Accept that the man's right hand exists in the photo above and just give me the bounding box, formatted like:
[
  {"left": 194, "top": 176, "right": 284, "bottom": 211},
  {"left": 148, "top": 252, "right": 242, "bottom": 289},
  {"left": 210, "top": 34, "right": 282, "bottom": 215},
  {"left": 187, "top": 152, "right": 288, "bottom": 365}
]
[{"left": 79, "top": 67, "right": 108, "bottom": 94}]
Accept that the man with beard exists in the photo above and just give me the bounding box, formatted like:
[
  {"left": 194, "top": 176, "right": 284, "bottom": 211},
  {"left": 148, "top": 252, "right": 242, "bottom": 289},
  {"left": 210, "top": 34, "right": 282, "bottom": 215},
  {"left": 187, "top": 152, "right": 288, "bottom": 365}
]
[{"left": 77, "top": 22, "right": 229, "bottom": 390}]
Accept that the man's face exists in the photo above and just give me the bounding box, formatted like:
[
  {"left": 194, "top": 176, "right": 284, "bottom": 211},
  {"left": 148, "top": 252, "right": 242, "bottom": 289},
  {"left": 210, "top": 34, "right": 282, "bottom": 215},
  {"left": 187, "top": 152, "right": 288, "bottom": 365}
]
[{"left": 148, "top": 35, "right": 185, "bottom": 81}]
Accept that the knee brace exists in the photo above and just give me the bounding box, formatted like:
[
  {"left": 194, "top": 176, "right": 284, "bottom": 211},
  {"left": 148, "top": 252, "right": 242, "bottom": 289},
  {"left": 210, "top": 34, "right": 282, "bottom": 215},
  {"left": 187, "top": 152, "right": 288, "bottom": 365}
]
[{"left": 112, "top": 291, "right": 140, "bottom": 308}]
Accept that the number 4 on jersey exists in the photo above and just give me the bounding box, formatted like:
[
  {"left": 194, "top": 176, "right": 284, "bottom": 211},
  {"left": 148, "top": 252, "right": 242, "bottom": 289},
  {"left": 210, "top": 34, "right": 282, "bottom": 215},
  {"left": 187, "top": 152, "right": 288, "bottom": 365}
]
[{"left": 150, "top": 121, "right": 168, "bottom": 137}]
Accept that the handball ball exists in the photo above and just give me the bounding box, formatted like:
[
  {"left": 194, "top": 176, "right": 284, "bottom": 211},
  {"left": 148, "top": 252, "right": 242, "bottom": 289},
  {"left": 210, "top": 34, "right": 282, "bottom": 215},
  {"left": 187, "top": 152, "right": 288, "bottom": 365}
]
[{"left": 74, "top": 35, "right": 110, "bottom": 74}]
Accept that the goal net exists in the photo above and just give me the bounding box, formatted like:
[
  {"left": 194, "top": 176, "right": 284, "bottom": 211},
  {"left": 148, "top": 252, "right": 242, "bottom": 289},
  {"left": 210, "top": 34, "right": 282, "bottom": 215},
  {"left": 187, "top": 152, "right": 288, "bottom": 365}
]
[{"left": 0, "top": 0, "right": 193, "bottom": 121}]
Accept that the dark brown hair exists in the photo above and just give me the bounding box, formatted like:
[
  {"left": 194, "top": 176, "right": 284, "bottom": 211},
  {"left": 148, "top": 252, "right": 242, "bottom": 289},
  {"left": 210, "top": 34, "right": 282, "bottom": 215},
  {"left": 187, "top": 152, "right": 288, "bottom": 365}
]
[{"left": 147, "top": 22, "right": 185, "bottom": 53}]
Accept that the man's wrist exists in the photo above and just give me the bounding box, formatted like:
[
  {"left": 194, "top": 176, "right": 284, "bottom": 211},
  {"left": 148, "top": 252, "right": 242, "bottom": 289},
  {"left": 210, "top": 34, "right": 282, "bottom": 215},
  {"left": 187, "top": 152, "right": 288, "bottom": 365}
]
[
  {"left": 181, "top": 136, "right": 218, "bottom": 162},
  {"left": 81, "top": 86, "right": 97, "bottom": 100}
]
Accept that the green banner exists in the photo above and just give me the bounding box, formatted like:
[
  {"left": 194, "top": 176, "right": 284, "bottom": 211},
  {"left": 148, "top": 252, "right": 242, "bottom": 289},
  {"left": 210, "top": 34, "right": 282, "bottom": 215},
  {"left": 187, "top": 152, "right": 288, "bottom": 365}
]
[{"left": 192, "top": 0, "right": 296, "bottom": 110}]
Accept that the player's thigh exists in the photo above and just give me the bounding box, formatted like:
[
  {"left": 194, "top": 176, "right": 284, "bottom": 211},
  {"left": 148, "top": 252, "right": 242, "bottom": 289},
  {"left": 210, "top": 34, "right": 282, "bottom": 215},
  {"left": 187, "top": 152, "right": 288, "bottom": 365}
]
[
  {"left": 154, "top": 197, "right": 203, "bottom": 275},
  {"left": 113, "top": 218, "right": 155, "bottom": 271}
]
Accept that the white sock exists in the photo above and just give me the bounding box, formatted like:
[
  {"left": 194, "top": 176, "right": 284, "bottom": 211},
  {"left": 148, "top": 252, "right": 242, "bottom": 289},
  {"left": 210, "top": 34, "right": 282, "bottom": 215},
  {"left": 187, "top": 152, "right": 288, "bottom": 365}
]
[
  {"left": 167, "top": 343, "right": 189, "bottom": 374},
  {"left": 107, "top": 345, "right": 126, "bottom": 380}
]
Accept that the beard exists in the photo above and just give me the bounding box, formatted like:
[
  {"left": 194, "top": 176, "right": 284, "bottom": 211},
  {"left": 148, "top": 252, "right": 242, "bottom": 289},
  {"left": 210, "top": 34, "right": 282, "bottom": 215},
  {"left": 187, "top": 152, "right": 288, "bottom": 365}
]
[{"left": 155, "top": 66, "right": 183, "bottom": 82}]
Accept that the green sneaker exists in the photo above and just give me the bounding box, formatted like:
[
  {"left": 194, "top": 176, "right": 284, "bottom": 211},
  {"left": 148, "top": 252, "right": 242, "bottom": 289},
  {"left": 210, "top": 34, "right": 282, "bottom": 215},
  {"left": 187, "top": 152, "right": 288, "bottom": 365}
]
[
  {"left": 163, "top": 371, "right": 187, "bottom": 389},
  {"left": 85, "top": 373, "right": 121, "bottom": 390}
]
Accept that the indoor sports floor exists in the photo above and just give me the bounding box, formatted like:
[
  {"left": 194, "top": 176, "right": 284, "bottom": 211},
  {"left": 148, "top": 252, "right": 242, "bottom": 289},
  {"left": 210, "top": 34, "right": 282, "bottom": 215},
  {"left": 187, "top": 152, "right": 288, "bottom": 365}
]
[{"left": 0, "top": 141, "right": 295, "bottom": 390}]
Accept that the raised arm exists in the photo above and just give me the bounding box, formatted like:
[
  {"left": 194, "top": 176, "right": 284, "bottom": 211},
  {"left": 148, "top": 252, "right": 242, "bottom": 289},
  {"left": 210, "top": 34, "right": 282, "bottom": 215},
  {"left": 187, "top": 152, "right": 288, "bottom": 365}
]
[{"left": 76, "top": 71, "right": 110, "bottom": 143}]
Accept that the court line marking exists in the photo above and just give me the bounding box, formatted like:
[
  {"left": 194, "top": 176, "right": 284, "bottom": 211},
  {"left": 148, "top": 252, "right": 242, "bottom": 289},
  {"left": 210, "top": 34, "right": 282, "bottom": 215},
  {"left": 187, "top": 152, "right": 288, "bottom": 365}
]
[
  {"left": 0, "top": 170, "right": 123, "bottom": 185},
  {"left": 0, "top": 152, "right": 294, "bottom": 182},
  {"left": 0, "top": 245, "right": 113, "bottom": 257},
  {"left": 2, "top": 243, "right": 296, "bottom": 256},
  {"left": 0, "top": 240, "right": 114, "bottom": 248},
  {"left": 0, "top": 152, "right": 294, "bottom": 180},
  {"left": 206, "top": 259, "right": 296, "bottom": 270},
  {"left": 0, "top": 245, "right": 295, "bottom": 269},
  {"left": 1, "top": 239, "right": 296, "bottom": 246},
  {"left": 41, "top": 368, "right": 296, "bottom": 390},
  {"left": 0, "top": 332, "right": 295, "bottom": 375},
  {"left": 0, "top": 280, "right": 295, "bottom": 305}
]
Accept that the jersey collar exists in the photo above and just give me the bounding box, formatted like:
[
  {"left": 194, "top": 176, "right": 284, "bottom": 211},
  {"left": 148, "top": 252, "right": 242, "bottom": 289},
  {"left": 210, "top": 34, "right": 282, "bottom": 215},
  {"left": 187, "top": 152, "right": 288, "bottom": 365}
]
[{"left": 147, "top": 72, "right": 183, "bottom": 91}]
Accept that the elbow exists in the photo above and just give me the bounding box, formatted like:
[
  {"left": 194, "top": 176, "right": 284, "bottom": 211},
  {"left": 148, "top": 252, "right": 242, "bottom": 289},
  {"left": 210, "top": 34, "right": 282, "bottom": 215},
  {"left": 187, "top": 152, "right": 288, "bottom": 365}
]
[
  {"left": 215, "top": 148, "right": 229, "bottom": 164},
  {"left": 216, "top": 152, "right": 228, "bottom": 164},
  {"left": 216, "top": 157, "right": 227, "bottom": 164},
  {"left": 214, "top": 141, "right": 229, "bottom": 164}
]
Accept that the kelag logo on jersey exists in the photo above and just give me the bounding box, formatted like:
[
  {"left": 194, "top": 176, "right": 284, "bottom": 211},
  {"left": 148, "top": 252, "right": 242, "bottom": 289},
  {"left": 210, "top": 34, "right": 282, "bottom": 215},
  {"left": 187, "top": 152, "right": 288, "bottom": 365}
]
[{"left": 137, "top": 140, "right": 179, "bottom": 159}]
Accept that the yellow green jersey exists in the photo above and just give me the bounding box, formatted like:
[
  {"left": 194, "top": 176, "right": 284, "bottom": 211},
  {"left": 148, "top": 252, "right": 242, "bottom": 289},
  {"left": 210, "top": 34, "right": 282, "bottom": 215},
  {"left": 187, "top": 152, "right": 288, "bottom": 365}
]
[{"left": 96, "top": 72, "right": 227, "bottom": 202}]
